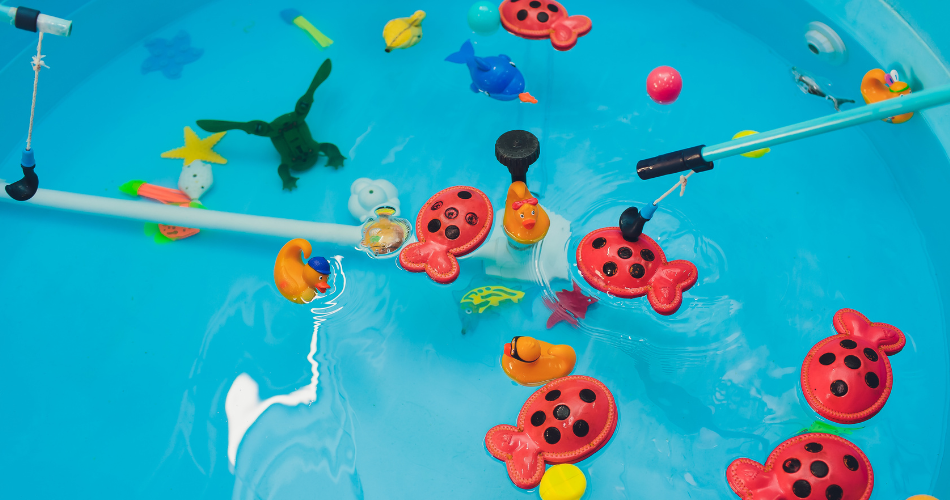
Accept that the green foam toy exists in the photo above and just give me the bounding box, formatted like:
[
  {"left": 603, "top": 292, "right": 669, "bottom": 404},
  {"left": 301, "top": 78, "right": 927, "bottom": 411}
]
[{"left": 196, "top": 59, "right": 345, "bottom": 191}]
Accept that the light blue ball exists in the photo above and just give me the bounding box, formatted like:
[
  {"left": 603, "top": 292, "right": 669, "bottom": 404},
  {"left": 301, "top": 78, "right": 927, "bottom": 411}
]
[{"left": 467, "top": 1, "right": 500, "bottom": 35}]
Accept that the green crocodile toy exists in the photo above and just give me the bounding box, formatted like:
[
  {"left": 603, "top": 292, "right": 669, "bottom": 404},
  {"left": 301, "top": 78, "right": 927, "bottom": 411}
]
[{"left": 196, "top": 59, "right": 345, "bottom": 190}]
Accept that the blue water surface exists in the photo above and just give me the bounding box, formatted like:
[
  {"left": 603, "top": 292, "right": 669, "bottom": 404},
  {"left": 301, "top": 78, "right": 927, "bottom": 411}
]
[{"left": 0, "top": 0, "right": 946, "bottom": 499}]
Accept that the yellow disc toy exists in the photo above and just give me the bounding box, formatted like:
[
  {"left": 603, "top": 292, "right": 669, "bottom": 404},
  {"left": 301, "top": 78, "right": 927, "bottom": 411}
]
[
  {"left": 539, "top": 464, "right": 587, "bottom": 500},
  {"left": 732, "top": 130, "right": 771, "bottom": 158},
  {"left": 906, "top": 496, "right": 938, "bottom": 500}
]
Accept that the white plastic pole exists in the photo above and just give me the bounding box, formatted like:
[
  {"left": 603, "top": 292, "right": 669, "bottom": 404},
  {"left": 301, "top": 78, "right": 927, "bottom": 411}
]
[
  {"left": 0, "top": 186, "right": 362, "bottom": 246},
  {"left": 2, "top": 7, "right": 73, "bottom": 36}
]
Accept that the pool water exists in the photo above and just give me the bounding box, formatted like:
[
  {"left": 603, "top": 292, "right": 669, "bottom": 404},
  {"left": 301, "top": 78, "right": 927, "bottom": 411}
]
[{"left": 0, "top": 0, "right": 947, "bottom": 498}]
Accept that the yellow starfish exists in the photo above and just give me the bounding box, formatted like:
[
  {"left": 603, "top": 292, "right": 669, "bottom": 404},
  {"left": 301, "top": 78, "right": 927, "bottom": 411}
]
[{"left": 161, "top": 126, "right": 227, "bottom": 164}]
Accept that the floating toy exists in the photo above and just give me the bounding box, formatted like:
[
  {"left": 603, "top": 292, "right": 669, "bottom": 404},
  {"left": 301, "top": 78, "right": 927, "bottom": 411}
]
[
  {"left": 544, "top": 281, "right": 597, "bottom": 328},
  {"left": 119, "top": 160, "right": 212, "bottom": 243},
  {"left": 383, "top": 11, "right": 425, "bottom": 52},
  {"left": 485, "top": 375, "right": 617, "bottom": 489},
  {"left": 861, "top": 68, "right": 913, "bottom": 123},
  {"left": 461, "top": 286, "right": 524, "bottom": 315},
  {"left": 799, "top": 420, "right": 858, "bottom": 436},
  {"left": 732, "top": 131, "right": 770, "bottom": 158},
  {"left": 801, "top": 308, "right": 905, "bottom": 424},
  {"left": 274, "top": 239, "right": 331, "bottom": 304},
  {"left": 539, "top": 464, "right": 587, "bottom": 500},
  {"left": 141, "top": 30, "right": 203, "bottom": 80},
  {"left": 398, "top": 186, "right": 493, "bottom": 284},
  {"left": 646, "top": 66, "right": 682, "bottom": 105},
  {"left": 349, "top": 178, "right": 400, "bottom": 222},
  {"left": 576, "top": 206, "right": 697, "bottom": 315},
  {"left": 727, "top": 433, "right": 873, "bottom": 500},
  {"left": 445, "top": 40, "right": 525, "bottom": 101},
  {"left": 503, "top": 182, "right": 550, "bottom": 244},
  {"left": 120, "top": 161, "right": 211, "bottom": 203},
  {"left": 197, "top": 59, "right": 346, "bottom": 190},
  {"left": 161, "top": 127, "right": 227, "bottom": 165},
  {"left": 280, "top": 9, "right": 333, "bottom": 48},
  {"left": 792, "top": 67, "right": 854, "bottom": 112},
  {"left": 177, "top": 159, "right": 214, "bottom": 199},
  {"left": 143, "top": 219, "right": 203, "bottom": 243},
  {"left": 120, "top": 175, "right": 206, "bottom": 244},
  {"left": 502, "top": 336, "right": 576, "bottom": 386},
  {"left": 907, "top": 496, "right": 939, "bottom": 500},
  {"left": 467, "top": 1, "right": 500, "bottom": 35},
  {"left": 499, "top": 0, "right": 591, "bottom": 51},
  {"left": 518, "top": 92, "right": 538, "bottom": 103},
  {"left": 455, "top": 281, "right": 528, "bottom": 334},
  {"left": 359, "top": 207, "right": 411, "bottom": 257},
  {"left": 3, "top": 7, "right": 72, "bottom": 202},
  {"left": 495, "top": 130, "right": 549, "bottom": 245}
]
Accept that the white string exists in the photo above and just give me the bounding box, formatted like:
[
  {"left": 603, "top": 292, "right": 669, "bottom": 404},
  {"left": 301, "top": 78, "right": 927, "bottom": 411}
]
[
  {"left": 653, "top": 169, "right": 694, "bottom": 206},
  {"left": 26, "top": 32, "right": 46, "bottom": 151}
]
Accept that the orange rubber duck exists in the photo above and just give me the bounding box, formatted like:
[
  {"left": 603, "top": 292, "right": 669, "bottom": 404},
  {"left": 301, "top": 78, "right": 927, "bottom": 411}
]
[
  {"left": 503, "top": 181, "right": 550, "bottom": 245},
  {"left": 860, "top": 68, "right": 913, "bottom": 124},
  {"left": 274, "top": 238, "right": 332, "bottom": 304},
  {"left": 501, "top": 336, "right": 576, "bottom": 386}
]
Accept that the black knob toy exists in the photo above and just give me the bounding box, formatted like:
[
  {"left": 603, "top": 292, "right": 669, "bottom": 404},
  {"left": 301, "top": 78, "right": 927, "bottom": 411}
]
[{"left": 495, "top": 130, "right": 540, "bottom": 184}]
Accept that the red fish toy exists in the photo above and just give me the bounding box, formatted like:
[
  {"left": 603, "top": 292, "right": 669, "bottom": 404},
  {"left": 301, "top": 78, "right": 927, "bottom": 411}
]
[
  {"left": 727, "top": 433, "right": 873, "bottom": 500},
  {"left": 485, "top": 375, "right": 617, "bottom": 489},
  {"left": 576, "top": 207, "right": 697, "bottom": 315},
  {"left": 399, "top": 186, "right": 493, "bottom": 284},
  {"left": 499, "top": 0, "right": 592, "bottom": 51},
  {"left": 801, "top": 308, "right": 906, "bottom": 424}
]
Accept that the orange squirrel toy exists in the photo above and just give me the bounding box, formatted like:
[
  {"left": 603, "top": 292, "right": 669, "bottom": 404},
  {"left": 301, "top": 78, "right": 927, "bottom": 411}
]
[
  {"left": 860, "top": 69, "right": 913, "bottom": 124},
  {"left": 274, "top": 239, "right": 331, "bottom": 304},
  {"left": 502, "top": 336, "right": 576, "bottom": 386}
]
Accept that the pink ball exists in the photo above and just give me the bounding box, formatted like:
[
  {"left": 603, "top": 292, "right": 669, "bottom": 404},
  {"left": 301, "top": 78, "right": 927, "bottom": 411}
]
[{"left": 646, "top": 66, "right": 682, "bottom": 105}]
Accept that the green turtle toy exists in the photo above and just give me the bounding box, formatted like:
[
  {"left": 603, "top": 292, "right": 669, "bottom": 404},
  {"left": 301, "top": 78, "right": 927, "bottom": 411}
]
[{"left": 196, "top": 59, "right": 346, "bottom": 190}]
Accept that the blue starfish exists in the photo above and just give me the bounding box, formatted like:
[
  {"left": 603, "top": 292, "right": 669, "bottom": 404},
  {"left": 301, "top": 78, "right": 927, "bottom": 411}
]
[{"left": 141, "top": 31, "right": 203, "bottom": 80}]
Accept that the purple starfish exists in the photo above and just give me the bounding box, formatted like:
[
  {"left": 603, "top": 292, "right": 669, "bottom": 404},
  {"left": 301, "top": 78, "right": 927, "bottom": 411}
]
[
  {"left": 142, "top": 31, "right": 203, "bottom": 80},
  {"left": 544, "top": 281, "right": 598, "bottom": 328}
]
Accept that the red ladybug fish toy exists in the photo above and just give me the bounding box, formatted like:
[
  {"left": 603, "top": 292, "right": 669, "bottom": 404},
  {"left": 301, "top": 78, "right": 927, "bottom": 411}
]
[
  {"left": 727, "top": 433, "right": 873, "bottom": 500},
  {"left": 576, "top": 207, "right": 697, "bottom": 315},
  {"left": 499, "top": 0, "right": 592, "bottom": 51},
  {"left": 801, "top": 308, "right": 906, "bottom": 424},
  {"left": 399, "top": 186, "right": 493, "bottom": 284},
  {"left": 485, "top": 375, "right": 617, "bottom": 489}
]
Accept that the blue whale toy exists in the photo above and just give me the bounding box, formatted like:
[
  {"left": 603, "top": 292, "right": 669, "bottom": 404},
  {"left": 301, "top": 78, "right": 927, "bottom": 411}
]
[{"left": 445, "top": 40, "right": 525, "bottom": 101}]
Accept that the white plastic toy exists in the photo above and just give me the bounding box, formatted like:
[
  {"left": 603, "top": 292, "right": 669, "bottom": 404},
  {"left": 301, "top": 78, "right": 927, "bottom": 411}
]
[
  {"left": 178, "top": 160, "right": 213, "bottom": 200},
  {"left": 348, "top": 178, "right": 400, "bottom": 221}
]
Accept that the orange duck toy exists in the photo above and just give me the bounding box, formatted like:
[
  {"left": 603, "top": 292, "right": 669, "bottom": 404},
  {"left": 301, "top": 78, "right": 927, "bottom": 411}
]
[
  {"left": 502, "top": 336, "right": 576, "bottom": 386},
  {"left": 861, "top": 68, "right": 913, "bottom": 124},
  {"left": 503, "top": 181, "right": 550, "bottom": 245},
  {"left": 274, "top": 238, "right": 332, "bottom": 304}
]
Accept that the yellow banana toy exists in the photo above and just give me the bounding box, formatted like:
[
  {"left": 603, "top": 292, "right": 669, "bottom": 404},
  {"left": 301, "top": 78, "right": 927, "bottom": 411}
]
[{"left": 383, "top": 11, "right": 425, "bottom": 52}]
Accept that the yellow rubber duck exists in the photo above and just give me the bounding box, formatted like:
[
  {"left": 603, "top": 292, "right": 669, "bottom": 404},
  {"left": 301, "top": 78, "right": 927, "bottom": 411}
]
[
  {"left": 274, "top": 239, "right": 332, "bottom": 304},
  {"left": 502, "top": 336, "right": 576, "bottom": 386},
  {"left": 383, "top": 11, "right": 425, "bottom": 53},
  {"left": 503, "top": 181, "right": 550, "bottom": 245},
  {"left": 861, "top": 68, "right": 913, "bottom": 124}
]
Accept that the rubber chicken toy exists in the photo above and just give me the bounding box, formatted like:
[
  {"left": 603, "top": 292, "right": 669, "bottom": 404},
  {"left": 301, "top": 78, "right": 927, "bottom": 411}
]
[
  {"left": 502, "top": 336, "right": 576, "bottom": 386},
  {"left": 503, "top": 181, "right": 550, "bottom": 245},
  {"left": 274, "top": 238, "right": 331, "bottom": 304},
  {"left": 383, "top": 11, "right": 425, "bottom": 53},
  {"left": 861, "top": 68, "right": 913, "bottom": 123}
]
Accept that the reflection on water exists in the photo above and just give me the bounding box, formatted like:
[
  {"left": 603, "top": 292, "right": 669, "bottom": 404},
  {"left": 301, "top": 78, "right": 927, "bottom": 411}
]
[{"left": 224, "top": 257, "right": 364, "bottom": 499}]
